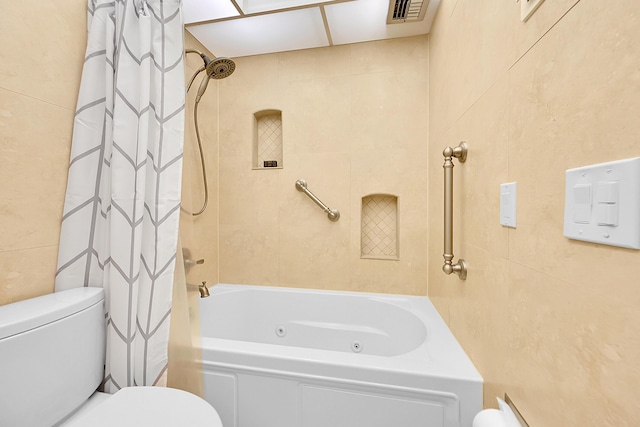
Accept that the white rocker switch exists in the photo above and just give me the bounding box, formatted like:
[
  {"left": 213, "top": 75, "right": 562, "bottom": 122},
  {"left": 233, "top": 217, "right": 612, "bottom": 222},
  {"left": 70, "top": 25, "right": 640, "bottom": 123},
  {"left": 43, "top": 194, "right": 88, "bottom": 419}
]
[
  {"left": 595, "top": 181, "right": 619, "bottom": 226},
  {"left": 595, "top": 181, "right": 619, "bottom": 203},
  {"left": 595, "top": 204, "right": 619, "bottom": 226},
  {"left": 572, "top": 184, "right": 592, "bottom": 224}
]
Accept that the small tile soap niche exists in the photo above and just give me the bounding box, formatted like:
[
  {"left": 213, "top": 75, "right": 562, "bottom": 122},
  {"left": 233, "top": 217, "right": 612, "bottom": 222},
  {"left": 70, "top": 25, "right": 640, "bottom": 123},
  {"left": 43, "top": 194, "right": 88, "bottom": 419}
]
[
  {"left": 361, "top": 194, "right": 399, "bottom": 260},
  {"left": 253, "top": 109, "right": 283, "bottom": 169}
]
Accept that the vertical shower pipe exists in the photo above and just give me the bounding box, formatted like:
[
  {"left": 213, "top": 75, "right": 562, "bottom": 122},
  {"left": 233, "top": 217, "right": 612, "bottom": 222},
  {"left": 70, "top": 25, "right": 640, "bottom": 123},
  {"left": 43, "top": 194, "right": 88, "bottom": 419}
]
[{"left": 442, "top": 142, "right": 468, "bottom": 280}]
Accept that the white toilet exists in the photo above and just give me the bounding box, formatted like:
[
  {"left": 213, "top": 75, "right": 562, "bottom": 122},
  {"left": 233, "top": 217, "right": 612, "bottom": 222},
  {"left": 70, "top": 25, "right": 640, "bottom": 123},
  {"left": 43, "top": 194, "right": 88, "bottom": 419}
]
[{"left": 0, "top": 287, "right": 223, "bottom": 427}]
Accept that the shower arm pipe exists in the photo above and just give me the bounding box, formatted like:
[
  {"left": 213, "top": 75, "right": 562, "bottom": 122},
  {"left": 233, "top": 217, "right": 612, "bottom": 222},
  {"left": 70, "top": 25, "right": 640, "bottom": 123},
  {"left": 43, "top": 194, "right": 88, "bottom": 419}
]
[
  {"left": 442, "top": 142, "right": 468, "bottom": 280},
  {"left": 185, "top": 48, "right": 207, "bottom": 61},
  {"left": 295, "top": 179, "right": 340, "bottom": 222}
]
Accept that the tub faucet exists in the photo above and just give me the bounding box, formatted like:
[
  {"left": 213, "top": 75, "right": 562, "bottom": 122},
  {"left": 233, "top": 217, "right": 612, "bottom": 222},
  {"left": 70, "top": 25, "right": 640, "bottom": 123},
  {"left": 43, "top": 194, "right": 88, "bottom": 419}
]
[
  {"left": 187, "top": 281, "right": 211, "bottom": 298},
  {"left": 198, "top": 281, "right": 210, "bottom": 298}
]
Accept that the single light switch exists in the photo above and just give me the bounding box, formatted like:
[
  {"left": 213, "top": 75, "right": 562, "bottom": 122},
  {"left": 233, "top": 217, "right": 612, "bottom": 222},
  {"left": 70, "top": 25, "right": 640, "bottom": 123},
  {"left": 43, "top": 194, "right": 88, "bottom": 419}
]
[
  {"left": 595, "top": 203, "right": 619, "bottom": 226},
  {"left": 594, "top": 181, "right": 619, "bottom": 226},
  {"left": 572, "top": 184, "right": 592, "bottom": 223},
  {"left": 595, "top": 181, "right": 619, "bottom": 204},
  {"left": 500, "top": 182, "right": 517, "bottom": 228}
]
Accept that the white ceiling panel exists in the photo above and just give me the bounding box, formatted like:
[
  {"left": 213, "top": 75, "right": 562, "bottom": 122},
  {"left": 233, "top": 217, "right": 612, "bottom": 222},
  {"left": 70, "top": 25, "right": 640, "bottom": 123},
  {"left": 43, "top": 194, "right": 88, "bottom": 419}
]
[
  {"left": 183, "top": 0, "right": 240, "bottom": 25},
  {"left": 187, "top": 8, "right": 330, "bottom": 58},
  {"left": 240, "top": 0, "right": 339, "bottom": 15},
  {"left": 324, "top": 0, "right": 440, "bottom": 45}
]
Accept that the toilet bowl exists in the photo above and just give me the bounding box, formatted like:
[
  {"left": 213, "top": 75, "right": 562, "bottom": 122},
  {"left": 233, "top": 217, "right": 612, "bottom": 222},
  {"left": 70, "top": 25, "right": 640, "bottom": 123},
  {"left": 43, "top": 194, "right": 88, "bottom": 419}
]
[
  {"left": 62, "top": 387, "right": 222, "bottom": 426},
  {"left": 0, "top": 288, "right": 223, "bottom": 427}
]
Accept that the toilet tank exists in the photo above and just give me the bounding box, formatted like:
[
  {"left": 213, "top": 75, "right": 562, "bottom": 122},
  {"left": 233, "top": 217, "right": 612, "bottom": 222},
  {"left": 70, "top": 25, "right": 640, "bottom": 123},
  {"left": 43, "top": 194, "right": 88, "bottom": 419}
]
[{"left": 0, "top": 288, "right": 106, "bottom": 427}]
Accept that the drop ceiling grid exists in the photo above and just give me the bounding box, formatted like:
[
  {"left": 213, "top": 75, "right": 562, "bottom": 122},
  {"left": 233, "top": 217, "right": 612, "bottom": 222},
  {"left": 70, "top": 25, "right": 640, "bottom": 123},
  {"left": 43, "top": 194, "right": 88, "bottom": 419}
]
[
  {"left": 184, "top": 0, "right": 440, "bottom": 58},
  {"left": 187, "top": 7, "right": 330, "bottom": 58}
]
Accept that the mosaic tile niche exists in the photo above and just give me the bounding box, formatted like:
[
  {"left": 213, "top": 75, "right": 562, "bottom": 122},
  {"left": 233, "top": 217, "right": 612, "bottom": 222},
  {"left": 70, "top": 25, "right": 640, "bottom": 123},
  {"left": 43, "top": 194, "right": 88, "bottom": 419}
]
[
  {"left": 253, "top": 109, "right": 283, "bottom": 169},
  {"left": 361, "top": 194, "right": 398, "bottom": 260}
]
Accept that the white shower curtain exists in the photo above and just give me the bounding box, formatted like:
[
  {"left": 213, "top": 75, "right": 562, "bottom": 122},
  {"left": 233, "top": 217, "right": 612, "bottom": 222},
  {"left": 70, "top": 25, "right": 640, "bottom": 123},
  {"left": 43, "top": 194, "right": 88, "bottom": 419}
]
[{"left": 55, "top": 0, "right": 185, "bottom": 392}]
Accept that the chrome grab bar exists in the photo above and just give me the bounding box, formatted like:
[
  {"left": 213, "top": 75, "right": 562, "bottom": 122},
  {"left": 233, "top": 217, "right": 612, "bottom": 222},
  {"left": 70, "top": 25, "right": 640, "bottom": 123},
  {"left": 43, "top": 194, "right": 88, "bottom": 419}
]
[
  {"left": 295, "top": 179, "right": 340, "bottom": 222},
  {"left": 442, "top": 142, "right": 468, "bottom": 280}
]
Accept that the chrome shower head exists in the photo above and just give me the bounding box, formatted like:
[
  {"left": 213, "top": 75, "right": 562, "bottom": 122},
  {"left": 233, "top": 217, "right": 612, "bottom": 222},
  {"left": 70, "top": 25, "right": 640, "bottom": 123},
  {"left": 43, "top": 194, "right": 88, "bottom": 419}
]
[
  {"left": 190, "top": 52, "right": 237, "bottom": 103},
  {"left": 204, "top": 57, "right": 236, "bottom": 80}
]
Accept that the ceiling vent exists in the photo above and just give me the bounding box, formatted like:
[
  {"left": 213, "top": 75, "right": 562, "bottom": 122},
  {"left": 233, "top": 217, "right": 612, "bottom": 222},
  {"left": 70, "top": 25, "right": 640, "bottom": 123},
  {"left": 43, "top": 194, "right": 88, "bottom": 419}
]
[{"left": 387, "top": 0, "right": 429, "bottom": 24}]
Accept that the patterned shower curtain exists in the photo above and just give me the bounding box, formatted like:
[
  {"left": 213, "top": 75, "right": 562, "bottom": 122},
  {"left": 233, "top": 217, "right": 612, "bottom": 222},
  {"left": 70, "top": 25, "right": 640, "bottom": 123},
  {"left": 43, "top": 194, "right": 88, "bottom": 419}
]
[{"left": 55, "top": 0, "right": 185, "bottom": 392}]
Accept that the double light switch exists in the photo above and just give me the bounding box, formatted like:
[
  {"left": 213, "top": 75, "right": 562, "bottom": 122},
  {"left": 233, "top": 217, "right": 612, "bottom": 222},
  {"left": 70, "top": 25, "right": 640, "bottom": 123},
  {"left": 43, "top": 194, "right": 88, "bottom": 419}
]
[
  {"left": 572, "top": 181, "right": 620, "bottom": 226},
  {"left": 564, "top": 158, "right": 640, "bottom": 249}
]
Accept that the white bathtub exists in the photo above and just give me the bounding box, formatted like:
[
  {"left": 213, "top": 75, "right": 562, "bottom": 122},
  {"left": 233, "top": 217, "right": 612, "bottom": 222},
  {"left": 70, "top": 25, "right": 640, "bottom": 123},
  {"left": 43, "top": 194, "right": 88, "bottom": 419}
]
[{"left": 199, "top": 284, "right": 482, "bottom": 427}]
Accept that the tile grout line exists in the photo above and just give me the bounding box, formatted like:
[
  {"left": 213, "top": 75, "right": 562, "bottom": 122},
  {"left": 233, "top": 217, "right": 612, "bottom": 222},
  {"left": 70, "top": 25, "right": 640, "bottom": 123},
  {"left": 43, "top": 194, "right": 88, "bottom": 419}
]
[{"left": 508, "top": 0, "right": 582, "bottom": 70}]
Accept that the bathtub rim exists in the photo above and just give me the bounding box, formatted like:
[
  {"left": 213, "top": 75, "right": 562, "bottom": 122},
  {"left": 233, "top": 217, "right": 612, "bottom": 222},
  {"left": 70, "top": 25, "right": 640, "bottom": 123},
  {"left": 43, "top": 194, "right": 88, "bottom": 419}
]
[{"left": 199, "top": 283, "right": 483, "bottom": 384}]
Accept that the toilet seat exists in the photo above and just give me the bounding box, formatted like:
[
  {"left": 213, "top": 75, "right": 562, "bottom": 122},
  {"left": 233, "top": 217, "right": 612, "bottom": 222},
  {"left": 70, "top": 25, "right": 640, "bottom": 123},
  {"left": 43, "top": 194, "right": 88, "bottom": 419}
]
[{"left": 64, "top": 387, "right": 223, "bottom": 427}]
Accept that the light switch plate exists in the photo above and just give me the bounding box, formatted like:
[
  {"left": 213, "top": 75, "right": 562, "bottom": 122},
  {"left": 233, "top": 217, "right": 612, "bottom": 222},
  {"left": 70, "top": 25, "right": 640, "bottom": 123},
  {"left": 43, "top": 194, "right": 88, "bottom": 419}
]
[
  {"left": 500, "top": 182, "right": 517, "bottom": 228},
  {"left": 521, "top": 0, "right": 545, "bottom": 22},
  {"left": 564, "top": 158, "right": 640, "bottom": 249}
]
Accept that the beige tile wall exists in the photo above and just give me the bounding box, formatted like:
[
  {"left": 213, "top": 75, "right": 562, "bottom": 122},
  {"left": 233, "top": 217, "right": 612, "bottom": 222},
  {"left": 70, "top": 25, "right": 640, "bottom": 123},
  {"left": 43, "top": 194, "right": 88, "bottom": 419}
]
[
  {"left": 0, "top": 0, "right": 86, "bottom": 305},
  {"left": 428, "top": 0, "right": 640, "bottom": 425},
  {"left": 216, "top": 36, "right": 430, "bottom": 294}
]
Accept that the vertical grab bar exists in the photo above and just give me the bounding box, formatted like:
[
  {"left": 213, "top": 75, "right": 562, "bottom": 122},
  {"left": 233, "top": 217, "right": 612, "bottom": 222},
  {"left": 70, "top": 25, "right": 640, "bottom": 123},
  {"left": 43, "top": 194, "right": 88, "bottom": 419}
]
[{"left": 442, "top": 142, "right": 468, "bottom": 280}]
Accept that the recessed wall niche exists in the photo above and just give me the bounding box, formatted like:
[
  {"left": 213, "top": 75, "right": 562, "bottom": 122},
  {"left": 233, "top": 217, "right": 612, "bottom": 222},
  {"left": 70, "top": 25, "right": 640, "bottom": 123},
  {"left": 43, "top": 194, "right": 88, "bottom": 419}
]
[
  {"left": 253, "top": 109, "right": 283, "bottom": 169},
  {"left": 361, "top": 194, "right": 399, "bottom": 260}
]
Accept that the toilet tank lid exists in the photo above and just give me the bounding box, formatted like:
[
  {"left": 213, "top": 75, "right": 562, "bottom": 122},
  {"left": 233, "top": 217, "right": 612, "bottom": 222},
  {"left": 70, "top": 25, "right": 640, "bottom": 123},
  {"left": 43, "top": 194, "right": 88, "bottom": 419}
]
[{"left": 0, "top": 288, "right": 104, "bottom": 340}]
